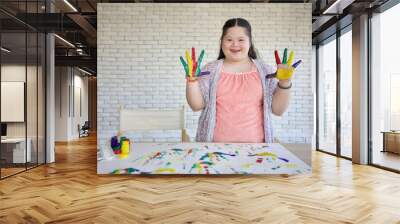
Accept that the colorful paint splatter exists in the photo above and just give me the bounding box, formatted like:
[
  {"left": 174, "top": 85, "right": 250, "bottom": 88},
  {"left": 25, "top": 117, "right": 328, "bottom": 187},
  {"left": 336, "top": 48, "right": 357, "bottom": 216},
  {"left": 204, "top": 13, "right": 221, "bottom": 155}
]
[{"left": 99, "top": 143, "right": 311, "bottom": 175}]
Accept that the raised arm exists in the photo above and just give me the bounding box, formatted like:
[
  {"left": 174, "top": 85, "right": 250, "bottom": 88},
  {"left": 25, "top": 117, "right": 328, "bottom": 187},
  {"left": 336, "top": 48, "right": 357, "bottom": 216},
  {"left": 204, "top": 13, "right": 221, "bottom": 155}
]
[
  {"left": 186, "top": 80, "right": 204, "bottom": 111},
  {"left": 180, "top": 48, "right": 207, "bottom": 111},
  {"left": 270, "top": 48, "right": 302, "bottom": 116}
]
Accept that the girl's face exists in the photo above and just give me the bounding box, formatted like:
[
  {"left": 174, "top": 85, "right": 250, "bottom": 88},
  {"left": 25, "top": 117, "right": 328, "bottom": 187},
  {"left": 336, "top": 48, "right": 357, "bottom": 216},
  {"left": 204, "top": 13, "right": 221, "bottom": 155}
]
[{"left": 221, "top": 26, "right": 251, "bottom": 62}]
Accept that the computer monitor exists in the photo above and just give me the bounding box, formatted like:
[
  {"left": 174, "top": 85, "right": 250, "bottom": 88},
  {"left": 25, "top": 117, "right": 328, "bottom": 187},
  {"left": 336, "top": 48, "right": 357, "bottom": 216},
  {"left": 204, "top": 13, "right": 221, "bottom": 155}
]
[{"left": 1, "top": 123, "right": 7, "bottom": 138}]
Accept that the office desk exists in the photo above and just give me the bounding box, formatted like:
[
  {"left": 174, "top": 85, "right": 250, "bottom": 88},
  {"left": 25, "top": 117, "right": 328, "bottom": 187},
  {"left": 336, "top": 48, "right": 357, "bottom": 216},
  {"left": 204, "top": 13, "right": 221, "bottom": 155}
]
[
  {"left": 98, "top": 142, "right": 311, "bottom": 175},
  {"left": 1, "top": 138, "right": 31, "bottom": 163}
]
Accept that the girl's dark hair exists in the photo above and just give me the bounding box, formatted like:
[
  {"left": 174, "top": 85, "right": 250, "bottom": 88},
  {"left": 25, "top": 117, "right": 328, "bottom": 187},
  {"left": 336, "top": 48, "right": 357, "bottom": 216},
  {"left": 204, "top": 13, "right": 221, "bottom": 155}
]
[{"left": 217, "top": 18, "right": 257, "bottom": 60}]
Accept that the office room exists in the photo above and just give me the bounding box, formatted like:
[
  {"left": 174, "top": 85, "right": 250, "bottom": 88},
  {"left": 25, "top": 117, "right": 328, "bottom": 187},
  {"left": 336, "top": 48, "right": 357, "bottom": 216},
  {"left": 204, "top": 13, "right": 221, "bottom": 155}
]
[{"left": 0, "top": 0, "right": 400, "bottom": 223}]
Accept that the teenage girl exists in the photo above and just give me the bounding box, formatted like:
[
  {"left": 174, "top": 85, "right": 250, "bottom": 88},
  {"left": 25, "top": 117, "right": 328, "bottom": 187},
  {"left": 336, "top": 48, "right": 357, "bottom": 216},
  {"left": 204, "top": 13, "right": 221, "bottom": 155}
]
[{"left": 181, "top": 18, "right": 301, "bottom": 143}]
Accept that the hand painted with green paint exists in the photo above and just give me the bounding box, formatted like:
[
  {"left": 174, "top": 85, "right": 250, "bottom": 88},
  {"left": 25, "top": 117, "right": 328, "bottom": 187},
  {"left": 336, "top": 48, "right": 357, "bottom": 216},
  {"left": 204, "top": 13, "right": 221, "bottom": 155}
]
[
  {"left": 273, "top": 48, "right": 302, "bottom": 80},
  {"left": 179, "top": 47, "right": 206, "bottom": 82}
]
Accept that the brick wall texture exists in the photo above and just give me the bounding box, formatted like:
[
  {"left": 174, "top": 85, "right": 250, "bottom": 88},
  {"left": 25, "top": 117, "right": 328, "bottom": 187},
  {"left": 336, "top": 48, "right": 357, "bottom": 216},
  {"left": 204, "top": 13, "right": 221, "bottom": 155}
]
[{"left": 97, "top": 3, "right": 313, "bottom": 153}]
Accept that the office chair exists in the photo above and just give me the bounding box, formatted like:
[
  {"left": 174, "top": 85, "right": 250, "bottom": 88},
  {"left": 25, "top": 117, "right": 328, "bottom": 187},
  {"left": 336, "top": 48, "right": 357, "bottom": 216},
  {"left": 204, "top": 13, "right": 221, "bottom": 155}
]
[{"left": 78, "top": 121, "right": 90, "bottom": 138}]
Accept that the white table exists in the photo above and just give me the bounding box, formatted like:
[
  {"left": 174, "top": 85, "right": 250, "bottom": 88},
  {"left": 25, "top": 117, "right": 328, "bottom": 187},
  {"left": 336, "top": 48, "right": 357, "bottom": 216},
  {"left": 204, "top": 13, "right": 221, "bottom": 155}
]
[
  {"left": 1, "top": 138, "right": 31, "bottom": 163},
  {"left": 98, "top": 142, "right": 311, "bottom": 175}
]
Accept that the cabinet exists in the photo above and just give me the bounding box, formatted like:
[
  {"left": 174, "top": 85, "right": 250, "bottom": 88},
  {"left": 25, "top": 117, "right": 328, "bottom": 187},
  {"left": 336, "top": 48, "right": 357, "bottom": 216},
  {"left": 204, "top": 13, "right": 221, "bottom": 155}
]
[{"left": 382, "top": 131, "right": 400, "bottom": 154}]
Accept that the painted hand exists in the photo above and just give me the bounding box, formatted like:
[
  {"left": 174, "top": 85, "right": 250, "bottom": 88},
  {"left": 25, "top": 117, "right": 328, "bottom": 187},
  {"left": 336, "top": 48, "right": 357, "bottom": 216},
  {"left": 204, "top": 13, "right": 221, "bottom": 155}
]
[
  {"left": 179, "top": 47, "right": 207, "bottom": 82},
  {"left": 267, "top": 48, "right": 302, "bottom": 80}
]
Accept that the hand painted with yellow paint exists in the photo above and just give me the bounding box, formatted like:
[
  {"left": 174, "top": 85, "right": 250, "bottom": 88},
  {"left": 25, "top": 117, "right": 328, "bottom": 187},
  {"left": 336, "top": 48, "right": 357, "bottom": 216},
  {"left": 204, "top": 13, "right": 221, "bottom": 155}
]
[
  {"left": 179, "top": 47, "right": 206, "bottom": 82},
  {"left": 273, "top": 48, "right": 302, "bottom": 80}
]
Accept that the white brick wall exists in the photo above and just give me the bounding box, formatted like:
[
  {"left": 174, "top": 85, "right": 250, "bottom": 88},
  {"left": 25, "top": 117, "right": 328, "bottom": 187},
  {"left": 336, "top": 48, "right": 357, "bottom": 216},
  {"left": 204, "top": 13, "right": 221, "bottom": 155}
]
[{"left": 97, "top": 3, "right": 313, "bottom": 153}]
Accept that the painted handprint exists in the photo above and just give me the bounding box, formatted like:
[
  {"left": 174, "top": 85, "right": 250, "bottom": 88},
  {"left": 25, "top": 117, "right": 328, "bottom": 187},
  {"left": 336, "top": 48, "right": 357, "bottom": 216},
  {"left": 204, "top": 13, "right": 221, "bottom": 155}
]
[
  {"left": 179, "top": 47, "right": 208, "bottom": 82},
  {"left": 266, "top": 48, "right": 302, "bottom": 80}
]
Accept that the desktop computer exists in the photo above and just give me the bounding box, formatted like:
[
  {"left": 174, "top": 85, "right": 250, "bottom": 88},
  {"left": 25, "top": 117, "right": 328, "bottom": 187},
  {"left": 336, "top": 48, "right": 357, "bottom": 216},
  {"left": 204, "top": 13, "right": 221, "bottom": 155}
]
[{"left": 1, "top": 123, "right": 7, "bottom": 140}]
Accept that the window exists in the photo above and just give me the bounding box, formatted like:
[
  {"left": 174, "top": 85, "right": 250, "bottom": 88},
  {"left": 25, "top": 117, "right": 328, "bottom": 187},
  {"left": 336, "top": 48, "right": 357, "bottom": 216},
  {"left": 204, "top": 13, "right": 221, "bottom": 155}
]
[
  {"left": 370, "top": 2, "right": 400, "bottom": 171},
  {"left": 340, "top": 29, "right": 352, "bottom": 158},
  {"left": 317, "top": 37, "right": 337, "bottom": 154}
]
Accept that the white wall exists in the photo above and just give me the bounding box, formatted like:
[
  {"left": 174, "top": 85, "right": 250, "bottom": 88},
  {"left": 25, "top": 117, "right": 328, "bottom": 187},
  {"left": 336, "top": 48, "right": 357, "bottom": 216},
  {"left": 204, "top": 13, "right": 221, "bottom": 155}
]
[
  {"left": 55, "top": 66, "right": 68, "bottom": 141},
  {"left": 1, "top": 65, "right": 26, "bottom": 82},
  {"left": 97, "top": 3, "right": 313, "bottom": 152},
  {"left": 72, "top": 73, "right": 89, "bottom": 137},
  {"left": 1, "top": 65, "right": 37, "bottom": 137},
  {"left": 55, "top": 67, "right": 89, "bottom": 141}
]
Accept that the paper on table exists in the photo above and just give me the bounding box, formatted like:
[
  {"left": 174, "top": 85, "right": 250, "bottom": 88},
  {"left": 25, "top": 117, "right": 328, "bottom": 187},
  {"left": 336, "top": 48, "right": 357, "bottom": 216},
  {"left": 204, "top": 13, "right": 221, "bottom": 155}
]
[{"left": 98, "top": 143, "right": 311, "bottom": 175}]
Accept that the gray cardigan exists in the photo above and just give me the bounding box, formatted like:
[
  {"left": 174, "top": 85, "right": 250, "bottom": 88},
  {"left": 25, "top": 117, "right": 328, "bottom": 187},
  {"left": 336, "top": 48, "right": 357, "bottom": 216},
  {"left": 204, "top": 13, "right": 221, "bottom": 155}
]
[{"left": 195, "top": 58, "right": 278, "bottom": 143}]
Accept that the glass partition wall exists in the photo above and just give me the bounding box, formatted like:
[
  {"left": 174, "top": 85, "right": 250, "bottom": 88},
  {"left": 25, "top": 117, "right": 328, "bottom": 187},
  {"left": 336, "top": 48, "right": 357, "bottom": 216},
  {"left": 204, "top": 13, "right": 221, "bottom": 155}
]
[
  {"left": 317, "top": 36, "right": 337, "bottom": 155},
  {"left": 316, "top": 26, "right": 353, "bottom": 159},
  {"left": 370, "top": 3, "right": 400, "bottom": 172},
  {"left": 339, "top": 28, "right": 352, "bottom": 159},
  {"left": 0, "top": 1, "right": 46, "bottom": 179},
  {"left": 316, "top": 0, "right": 400, "bottom": 172}
]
